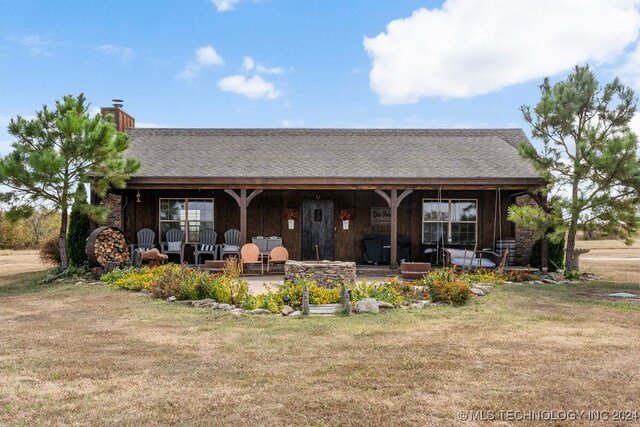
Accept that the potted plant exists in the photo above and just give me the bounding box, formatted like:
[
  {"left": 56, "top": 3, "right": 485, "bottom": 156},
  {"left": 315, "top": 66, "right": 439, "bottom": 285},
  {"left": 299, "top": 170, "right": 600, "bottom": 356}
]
[
  {"left": 339, "top": 209, "right": 353, "bottom": 230},
  {"left": 286, "top": 209, "right": 299, "bottom": 229}
]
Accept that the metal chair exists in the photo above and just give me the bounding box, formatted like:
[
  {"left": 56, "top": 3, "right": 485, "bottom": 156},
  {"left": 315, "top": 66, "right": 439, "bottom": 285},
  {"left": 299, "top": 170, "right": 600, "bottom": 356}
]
[
  {"left": 193, "top": 229, "right": 218, "bottom": 264},
  {"left": 240, "top": 243, "right": 263, "bottom": 275},
  {"left": 222, "top": 228, "right": 241, "bottom": 259},
  {"left": 160, "top": 228, "right": 185, "bottom": 264},
  {"left": 267, "top": 246, "right": 288, "bottom": 274},
  {"left": 129, "top": 228, "right": 156, "bottom": 266}
]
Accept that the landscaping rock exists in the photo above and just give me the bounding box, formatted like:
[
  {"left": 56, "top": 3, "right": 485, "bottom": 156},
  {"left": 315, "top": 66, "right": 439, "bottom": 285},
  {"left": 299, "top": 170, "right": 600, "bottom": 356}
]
[
  {"left": 177, "top": 300, "right": 193, "bottom": 305},
  {"left": 470, "top": 287, "right": 485, "bottom": 296},
  {"left": 167, "top": 296, "right": 176, "bottom": 302},
  {"left": 377, "top": 301, "right": 395, "bottom": 309},
  {"left": 289, "top": 310, "right": 303, "bottom": 317},
  {"left": 230, "top": 308, "right": 245, "bottom": 316},
  {"left": 609, "top": 292, "right": 637, "bottom": 299},
  {"left": 216, "top": 304, "right": 235, "bottom": 311},
  {"left": 281, "top": 305, "right": 295, "bottom": 316},
  {"left": 192, "top": 299, "right": 217, "bottom": 308},
  {"left": 355, "top": 298, "right": 379, "bottom": 314},
  {"left": 410, "top": 300, "right": 431, "bottom": 309},
  {"left": 249, "top": 309, "right": 272, "bottom": 315}
]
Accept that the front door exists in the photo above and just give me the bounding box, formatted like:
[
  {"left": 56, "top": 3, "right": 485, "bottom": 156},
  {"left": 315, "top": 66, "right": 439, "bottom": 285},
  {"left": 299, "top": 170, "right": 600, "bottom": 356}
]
[{"left": 301, "top": 199, "right": 335, "bottom": 260}]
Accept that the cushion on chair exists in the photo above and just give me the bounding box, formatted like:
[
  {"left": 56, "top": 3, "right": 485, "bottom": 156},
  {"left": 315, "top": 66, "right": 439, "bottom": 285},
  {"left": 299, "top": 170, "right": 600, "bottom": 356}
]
[
  {"left": 450, "top": 257, "right": 496, "bottom": 269},
  {"left": 223, "top": 244, "right": 240, "bottom": 253},
  {"left": 200, "top": 244, "right": 214, "bottom": 252},
  {"left": 167, "top": 241, "right": 181, "bottom": 251},
  {"left": 447, "top": 249, "right": 472, "bottom": 259}
]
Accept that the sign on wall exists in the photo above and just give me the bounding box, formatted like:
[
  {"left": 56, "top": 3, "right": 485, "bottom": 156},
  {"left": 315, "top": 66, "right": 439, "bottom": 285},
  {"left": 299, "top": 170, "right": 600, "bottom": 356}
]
[{"left": 371, "top": 207, "right": 391, "bottom": 225}]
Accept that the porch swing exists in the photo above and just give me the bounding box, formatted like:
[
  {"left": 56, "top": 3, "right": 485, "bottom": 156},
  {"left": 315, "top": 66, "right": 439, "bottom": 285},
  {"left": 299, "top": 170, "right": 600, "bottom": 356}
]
[{"left": 436, "top": 187, "right": 507, "bottom": 271}]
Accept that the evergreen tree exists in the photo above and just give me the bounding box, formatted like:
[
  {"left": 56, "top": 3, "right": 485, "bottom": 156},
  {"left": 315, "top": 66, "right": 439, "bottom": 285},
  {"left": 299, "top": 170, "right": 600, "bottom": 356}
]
[
  {"left": 0, "top": 94, "right": 140, "bottom": 269},
  {"left": 514, "top": 65, "right": 640, "bottom": 271},
  {"left": 67, "top": 186, "right": 90, "bottom": 267}
]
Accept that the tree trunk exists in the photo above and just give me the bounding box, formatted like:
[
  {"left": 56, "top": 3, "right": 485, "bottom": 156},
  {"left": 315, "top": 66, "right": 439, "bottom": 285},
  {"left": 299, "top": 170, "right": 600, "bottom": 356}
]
[
  {"left": 565, "top": 227, "right": 576, "bottom": 272},
  {"left": 59, "top": 209, "right": 68, "bottom": 270}
]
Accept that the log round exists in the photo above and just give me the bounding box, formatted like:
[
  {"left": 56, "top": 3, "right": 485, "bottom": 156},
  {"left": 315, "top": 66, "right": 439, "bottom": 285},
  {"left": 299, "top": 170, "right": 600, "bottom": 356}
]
[{"left": 86, "top": 226, "right": 130, "bottom": 267}]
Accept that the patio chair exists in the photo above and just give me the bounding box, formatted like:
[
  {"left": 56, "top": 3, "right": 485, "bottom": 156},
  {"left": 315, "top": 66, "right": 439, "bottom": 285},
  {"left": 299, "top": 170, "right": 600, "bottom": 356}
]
[
  {"left": 221, "top": 228, "right": 241, "bottom": 259},
  {"left": 193, "top": 229, "right": 218, "bottom": 264},
  {"left": 240, "top": 243, "right": 263, "bottom": 275},
  {"left": 160, "top": 228, "right": 185, "bottom": 264},
  {"left": 267, "top": 246, "right": 289, "bottom": 274},
  {"left": 129, "top": 228, "right": 156, "bottom": 266},
  {"left": 266, "top": 236, "right": 282, "bottom": 252}
]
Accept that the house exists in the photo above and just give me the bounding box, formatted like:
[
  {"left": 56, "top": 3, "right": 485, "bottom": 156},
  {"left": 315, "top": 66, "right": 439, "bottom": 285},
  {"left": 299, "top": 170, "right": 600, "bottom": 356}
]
[{"left": 98, "top": 104, "right": 548, "bottom": 268}]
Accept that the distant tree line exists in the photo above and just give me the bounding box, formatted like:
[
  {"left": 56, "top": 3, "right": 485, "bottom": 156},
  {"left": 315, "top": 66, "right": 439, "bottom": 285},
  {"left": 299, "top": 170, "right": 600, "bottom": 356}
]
[{"left": 0, "top": 209, "right": 60, "bottom": 249}]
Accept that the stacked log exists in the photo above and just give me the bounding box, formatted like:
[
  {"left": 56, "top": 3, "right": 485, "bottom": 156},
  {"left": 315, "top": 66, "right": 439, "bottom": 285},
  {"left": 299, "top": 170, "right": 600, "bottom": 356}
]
[{"left": 86, "top": 226, "right": 130, "bottom": 267}]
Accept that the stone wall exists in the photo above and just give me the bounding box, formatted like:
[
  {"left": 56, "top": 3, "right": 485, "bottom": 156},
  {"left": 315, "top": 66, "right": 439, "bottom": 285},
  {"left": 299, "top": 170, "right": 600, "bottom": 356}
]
[
  {"left": 284, "top": 260, "right": 356, "bottom": 288},
  {"left": 98, "top": 193, "right": 122, "bottom": 229},
  {"left": 514, "top": 194, "right": 538, "bottom": 266}
]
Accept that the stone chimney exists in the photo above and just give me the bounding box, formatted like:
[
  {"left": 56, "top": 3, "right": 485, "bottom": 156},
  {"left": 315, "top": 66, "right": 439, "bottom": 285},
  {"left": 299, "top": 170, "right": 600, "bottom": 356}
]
[{"left": 101, "top": 99, "right": 135, "bottom": 132}]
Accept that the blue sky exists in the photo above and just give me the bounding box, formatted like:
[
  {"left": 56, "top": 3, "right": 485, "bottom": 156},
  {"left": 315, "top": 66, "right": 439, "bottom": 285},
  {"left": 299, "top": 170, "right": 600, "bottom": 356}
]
[{"left": 2, "top": 0, "right": 640, "bottom": 155}]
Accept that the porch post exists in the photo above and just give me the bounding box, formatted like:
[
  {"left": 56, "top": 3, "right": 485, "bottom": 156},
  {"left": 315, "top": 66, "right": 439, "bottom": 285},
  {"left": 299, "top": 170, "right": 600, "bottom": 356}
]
[
  {"left": 390, "top": 189, "right": 398, "bottom": 268},
  {"left": 224, "top": 189, "right": 263, "bottom": 245},
  {"left": 375, "top": 189, "right": 413, "bottom": 269}
]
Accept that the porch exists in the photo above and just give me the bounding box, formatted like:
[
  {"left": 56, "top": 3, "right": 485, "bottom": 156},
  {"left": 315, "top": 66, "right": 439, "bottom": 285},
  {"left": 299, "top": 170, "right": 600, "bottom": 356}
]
[{"left": 112, "top": 187, "right": 543, "bottom": 268}]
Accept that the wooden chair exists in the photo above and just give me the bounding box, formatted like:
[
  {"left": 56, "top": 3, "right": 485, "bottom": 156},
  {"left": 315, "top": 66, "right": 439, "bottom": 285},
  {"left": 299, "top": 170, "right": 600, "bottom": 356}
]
[
  {"left": 160, "top": 228, "right": 185, "bottom": 264},
  {"left": 240, "top": 243, "right": 263, "bottom": 275},
  {"left": 222, "top": 228, "right": 241, "bottom": 259},
  {"left": 193, "top": 229, "right": 218, "bottom": 264},
  {"left": 129, "top": 228, "right": 156, "bottom": 266},
  {"left": 267, "top": 246, "right": 289, "bottom": 274}
]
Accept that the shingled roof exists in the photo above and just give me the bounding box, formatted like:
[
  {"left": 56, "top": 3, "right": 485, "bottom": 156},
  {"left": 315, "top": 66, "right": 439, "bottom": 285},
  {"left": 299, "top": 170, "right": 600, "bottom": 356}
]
[{"left": 125, "top": 128, "right": 542, "bottom": 187}]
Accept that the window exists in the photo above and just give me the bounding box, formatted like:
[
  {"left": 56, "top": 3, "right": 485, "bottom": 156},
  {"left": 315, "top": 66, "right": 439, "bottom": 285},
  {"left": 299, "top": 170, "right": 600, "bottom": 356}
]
[
  {"left": 422, "top": 199, "right": 477, "bottom": 245},
  {"left": 159, "top": 198, "right": 214, "bottom": 242}
]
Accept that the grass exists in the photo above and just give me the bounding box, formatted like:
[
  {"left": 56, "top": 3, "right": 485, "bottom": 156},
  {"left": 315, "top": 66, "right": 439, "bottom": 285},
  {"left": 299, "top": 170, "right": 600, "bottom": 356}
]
[{"left": 1, "top": 272, "right": 640, "bottom": 426}]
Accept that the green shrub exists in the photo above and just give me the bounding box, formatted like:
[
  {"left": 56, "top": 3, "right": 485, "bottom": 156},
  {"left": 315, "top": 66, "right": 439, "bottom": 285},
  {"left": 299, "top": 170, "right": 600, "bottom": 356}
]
[
  {"left": 349, "top": 279, "right": 404, "bottom": 305},
  {"left": 67, "top": 186, "right": 90, "bottom": 267},
  {"left": 530, "top": 237, "right": 564, "bottom": 272},
  {"left": 101, "top": 264, "right": 252, "bottom": 304},
  {"left": 415, "top": 269, "right": 471, "bottom": 305}
]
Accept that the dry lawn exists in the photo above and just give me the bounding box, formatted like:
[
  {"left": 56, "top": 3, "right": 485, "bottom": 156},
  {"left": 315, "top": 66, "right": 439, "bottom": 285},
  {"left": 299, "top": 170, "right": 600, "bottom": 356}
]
[
  {"left": 1, "top": 272, "right": 640, "bottom": 426},
  {"left": 0, "top": 250, "right": 51, "bottom": 277}
]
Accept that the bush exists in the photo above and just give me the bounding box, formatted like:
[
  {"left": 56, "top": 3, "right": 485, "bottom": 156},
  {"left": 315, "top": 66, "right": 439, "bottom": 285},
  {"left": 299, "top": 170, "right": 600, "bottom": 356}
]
[
  {"left": 530, "top": 237, "right": 564, "bottom": 272},
  {"left": 415, "top": 269, "right": 471, "bottom": 305},
  {"left": 39, "top": 235, "right": 61, "bottom": 265},
  {"left": 101, "top": 264, "right": 252, "bottom": 305},
  {"left": 466, "top": 270, "right": 505, "bottom": 285},
  {"left": 67, "top": 187, "right": 90, "bottom": 267},
  {"left": 349, "top": 279, "right": 404, "bottom": 305}
]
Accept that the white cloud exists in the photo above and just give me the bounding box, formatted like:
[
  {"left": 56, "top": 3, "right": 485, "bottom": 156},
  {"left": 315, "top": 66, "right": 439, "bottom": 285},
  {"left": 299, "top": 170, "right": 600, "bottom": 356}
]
[
  {"left": 242, "top": 56, "right": 255, "bottom": 72},
  {"left": 177, "top": 46, "right": 224, "bottom": 80},
  {"left": 617, "top": 43, "right": 640, "bottom": 90},
  {"left": 196, "top": 46, "right": 224, "bottom": 66},
  {"left": 364, "top": 0, "right": 640, "bottom": 104},
  {"left": 629, "top": 113, "right": 640, "bottom": 137},
  {"left": 242, "top": 55, "right": 284, "bottom": 74},
  {"left": 218, "top": 74, "right": 281, "bottom": 99},
  {"left": 96, "top": 44, "right": 135, "bottom": 62},
  {"left": 212, "top": 0, "right": 240, "bottom": 12},
  {"left": 14, "top": 35, "right": 53, "bottom": 57}
]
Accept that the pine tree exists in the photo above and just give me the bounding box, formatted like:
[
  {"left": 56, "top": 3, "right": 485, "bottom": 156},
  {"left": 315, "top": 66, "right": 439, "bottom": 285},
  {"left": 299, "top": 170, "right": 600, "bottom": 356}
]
[
  {"left": 0, "top": 94, "right": 140, "bottom": 269},
  {"left": 516, "top": 65, "right": 640, "bottom": 271},
  {"left": 67, "top": 186, "right": 90, "bottom": 267}
]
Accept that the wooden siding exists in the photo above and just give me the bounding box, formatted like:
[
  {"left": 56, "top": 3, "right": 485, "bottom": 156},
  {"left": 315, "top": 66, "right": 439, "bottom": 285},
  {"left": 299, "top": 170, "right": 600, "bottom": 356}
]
[{"left": 120, "top": 189, "right": 521, "bottom": 263}]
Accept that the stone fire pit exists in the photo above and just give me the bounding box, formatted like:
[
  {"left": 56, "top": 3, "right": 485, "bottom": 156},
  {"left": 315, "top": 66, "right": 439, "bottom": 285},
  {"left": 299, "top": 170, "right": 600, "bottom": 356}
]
[{"left": 284, "top": 260, "right": 356, "bottom": 288}]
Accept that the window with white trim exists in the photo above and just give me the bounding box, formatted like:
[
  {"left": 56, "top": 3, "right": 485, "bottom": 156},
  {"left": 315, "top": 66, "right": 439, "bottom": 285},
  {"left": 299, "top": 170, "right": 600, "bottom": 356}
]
[
  {"left": 422, "top": 199, "right": 477, "bottom": 245},
  {"left": 159, "top": 198, "right": 214, "bottom": 242}
]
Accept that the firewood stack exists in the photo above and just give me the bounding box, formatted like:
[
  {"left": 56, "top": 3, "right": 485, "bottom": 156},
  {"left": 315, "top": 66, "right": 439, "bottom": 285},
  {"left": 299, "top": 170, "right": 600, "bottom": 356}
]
[{"left": 86, "top": 226, "right": 130, "bottom": 266}]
